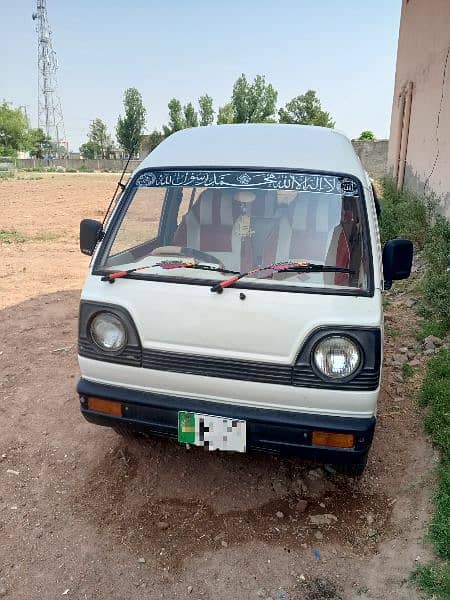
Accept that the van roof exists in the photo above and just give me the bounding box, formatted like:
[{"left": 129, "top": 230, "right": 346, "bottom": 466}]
[{"left": 137, "top": 124, "right": 367, "bottom": 181}]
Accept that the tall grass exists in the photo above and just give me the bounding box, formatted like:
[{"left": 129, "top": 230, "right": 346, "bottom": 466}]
[{"left": 380, "top": 180, "right": 450, "bottom": 598}]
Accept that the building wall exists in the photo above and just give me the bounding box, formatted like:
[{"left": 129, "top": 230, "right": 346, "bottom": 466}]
[
  {"left": 388, "top": 0, "right": 450, "bottom": 216},
  {"left": 352, "top": 140, "right": 389, "bottom": 180}
]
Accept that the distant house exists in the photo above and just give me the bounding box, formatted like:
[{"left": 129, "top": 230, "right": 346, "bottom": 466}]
[{"left": 388, "top": 0, "right": 450, "bottom": 216}]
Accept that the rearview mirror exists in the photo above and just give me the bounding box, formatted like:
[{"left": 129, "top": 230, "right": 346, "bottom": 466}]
[
  {"left": 80, "top": 219, "right": 103, "bottom": 256},
  {"left": 382, "top": 239, "right": 413, "bottom": 290}
]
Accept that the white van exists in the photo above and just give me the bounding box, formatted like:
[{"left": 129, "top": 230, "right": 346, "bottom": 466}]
[{"left": 78, "top": 124, "right": 413, "bottom": 476}]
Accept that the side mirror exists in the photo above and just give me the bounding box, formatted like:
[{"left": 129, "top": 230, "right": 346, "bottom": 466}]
[
  {"left": 80, "top": 219, "right": 103, "bottom": 256},
  {"left": 382, "top": 239, "right": 413, "bottom": 290}
]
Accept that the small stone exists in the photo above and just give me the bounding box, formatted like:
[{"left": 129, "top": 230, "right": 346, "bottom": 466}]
[
  {"left": 366, "top": 513, "right": 374, "bottom": 525},
  {"left": 309, "top": 513, "right": 338, "bottom": 526},
  {"left": 399, "top": 347, "right": 408, "bottom": 354},
  {"left": 257, "top": 590, "right": 266, "bottom": 598},
  {"left": 319, "top": 502, "right": 325, "bottom": 508},
  {"left": 138, "top": 557, "right": 146, "bottom": 564},
  {"left": 409, "top": 358, "right": 420, "bottom": 367},
  {"left": 156, "top": 521, "right": 169, "bottom": 530},
  {"left": 368, "top": 528, "right": 377, "bottom": 538},
  {"left": 187, "top": 586, "right": 193, "bottom": 593},
  {"left": 307, "top": 468, "right": 324, "bottom": 480},
  {"left": 296, "top": 499, "right": 308, "bottom": 513},
  {"left": 221, "top": 540, "right": 228, "bottom": 548},
  {"left": 424, "top": 348, "right": 435, "bottom": 356},
  {"left": 424, "top": 335, "right": 442, "bottom": 347},
  {"left": 393, "top": 353, "right": 408, "bottom": 365},
  {"left": 314, "top": 531, "right": 324, "bottom": 540},
  {"left": 276, "top": 511, "right": 284, "bottom": 519},
  {"left": 404, "top": 298, "right": 416, "bottom": 308},
  {"left": 6, "top": 469, "right": 19, "bottom": 476}
]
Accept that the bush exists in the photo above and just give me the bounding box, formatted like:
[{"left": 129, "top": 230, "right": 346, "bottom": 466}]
[
  {"left": 78, "top": 164, "right": 94, "bottom": 173},
  {"left": 420, "top": 216, "right": 450, "bottom": 330},
  {"left": 381, "top": 179, "right": 449, "bottom": 331},
  {"left": 379, "top": 178, "right": 430, "bottom": 246}
]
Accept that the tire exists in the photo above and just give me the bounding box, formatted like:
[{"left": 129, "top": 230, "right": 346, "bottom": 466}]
[{"left": 333, "top": 453, "right": 368, "bottom": 478}]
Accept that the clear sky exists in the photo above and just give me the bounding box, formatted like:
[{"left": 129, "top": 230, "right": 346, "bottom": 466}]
[{"left": 2, "top": 1, "right": 401, "bottom": 151}]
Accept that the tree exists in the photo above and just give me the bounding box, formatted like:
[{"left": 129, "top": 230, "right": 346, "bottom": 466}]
[
  {"left": 0, "top": 102, "right": 29, "bottom": 156},
  {"left": 198, "top": 94, "right": 214, "bottom": 126},
  {"left": 28, "top": 127, "right": 51, "bottom": 158},
  {"left": 184, "top": 102, "right": 198, "bottom": 128},
  {"left": 217, "top": 103, "right": 235, "bottom": 125},
  {"left": 163, "top": 98, "right": 185, "bottom": 137},
  {"left": 143, "top": 130, "right": 165, "bottom": 154},
  {"left": 278, "top": 90, "right": 335, "bottom": 127},
  {"left": 89, "top": 118, "right": 115, "bottom": 158},
  {"left": 231, "top": 74, "right": 278, "bottom": 123},
  {"left": 116, "top": 87, "right": 146, "bottom": 156},
  {"left": 79, "top": 140, "right": 98, "bottom": 159},
  {"left": 358, "top": 130, "right": 376, "bottom": 141}
]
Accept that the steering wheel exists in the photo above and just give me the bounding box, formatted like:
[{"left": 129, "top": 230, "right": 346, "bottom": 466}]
[{"left": 151, "top": 246, "right": 225, "bottom": 269}]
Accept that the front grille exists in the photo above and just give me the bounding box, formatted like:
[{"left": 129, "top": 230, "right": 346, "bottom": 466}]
[
  {"left": 292, "top": 365, "right": 379, "bottom": 390},
  {"left": 142, "top": 349, "right": 292, "bottom": 385},
  {"left": 78, "top": 340, "right": 141, "bottom": 367}
]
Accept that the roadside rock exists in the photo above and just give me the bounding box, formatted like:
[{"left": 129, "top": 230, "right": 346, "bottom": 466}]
[
  {"left": 424, "top": 335, "right": 443, "bottom": 347},
  {"left": 309, "top": 513, "right": 338, "bottom": 526},
  {"left": 156, "top": 521, "right": 169, "bottom": 530},
  {"left": 295, "top": 499, "right": 308, "bottom": 513},
  {"left": 393, "top": 353, "right": 408, "bottom": 366}
]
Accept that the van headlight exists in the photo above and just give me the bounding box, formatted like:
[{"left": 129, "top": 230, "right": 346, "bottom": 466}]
[
  {"left": 90, "top": 312, "right": 127, "bottom": 352},
  {"left": 313, "top": 336, "right": 361, "bottom": 379}
]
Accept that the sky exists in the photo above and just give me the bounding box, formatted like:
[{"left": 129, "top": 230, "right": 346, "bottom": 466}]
[{"left": 2, "top": 1, "right": 401, "bottom": 152}]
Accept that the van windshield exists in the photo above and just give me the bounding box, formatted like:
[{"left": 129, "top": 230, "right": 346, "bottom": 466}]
[{"left": 99, "top": 169, "right": 371, "bottom": 292}]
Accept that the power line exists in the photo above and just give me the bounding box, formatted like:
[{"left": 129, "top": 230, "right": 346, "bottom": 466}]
[{"left": 32, "top": 0, "right": 67, "bottom": 157}]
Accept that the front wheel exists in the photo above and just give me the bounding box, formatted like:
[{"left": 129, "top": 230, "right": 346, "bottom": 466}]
[{"left": 333, "top": 453, "right": 368, "bottom": 478}]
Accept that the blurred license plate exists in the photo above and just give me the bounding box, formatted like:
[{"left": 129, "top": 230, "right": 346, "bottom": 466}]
[{"left": 178, "top": 411, "right": 246, "bottom": 452}]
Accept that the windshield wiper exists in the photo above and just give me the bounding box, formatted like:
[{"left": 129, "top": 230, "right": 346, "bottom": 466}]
[
  {"left": 210, "top": 260, "right": 354, "bottom": 293},
  {"left": 101, "top": 260, "right": 239, "bottom": 283}
]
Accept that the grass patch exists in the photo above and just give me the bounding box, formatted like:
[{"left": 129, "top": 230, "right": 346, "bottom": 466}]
[
  {"left": 402, "top": 363, "right": 414, "bottom": 380},
  {"left": 0, "top": 171, "right": 14, "bottom": 180},
  {"left": 380, "top": 179, "right": 450, "bottom": 597},
  {"left": 415, "top": 348, "right": 450, "bottom": 597},
  {"left": 33, "top": 230, "right": 64, "bottom": 242},
  {"left": 416, "top": 320, "right": 449, "bottom": 341},
  {"left": 385, "top": 325, "right": 400, "bottom": 338},
  {"left": 0, "top": 229, "right": 28, "bottom": 243},
  {"left": 413, "top": 563, "right": 450, "bottom": 600}
]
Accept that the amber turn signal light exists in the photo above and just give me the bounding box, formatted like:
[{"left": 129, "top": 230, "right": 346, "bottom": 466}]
[
  {"left": 87, "top": 396, "right": 123, "bottom": 417},
  {"left": 312, "top": 431, "right": 355, "bottom": 449}
]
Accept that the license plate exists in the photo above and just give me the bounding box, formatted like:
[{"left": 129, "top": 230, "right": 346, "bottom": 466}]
[{"left": 178, "top": 411, "right": 246, "bottom": 452}]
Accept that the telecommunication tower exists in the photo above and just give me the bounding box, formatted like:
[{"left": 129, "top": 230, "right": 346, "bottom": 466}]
[{"left": 32, "top": 0, "right": 67, "bottom": 157}]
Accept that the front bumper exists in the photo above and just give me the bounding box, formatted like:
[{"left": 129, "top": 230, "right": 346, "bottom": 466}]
[{"left": 78, "top": 378, "right": 375, "bottom": 464}]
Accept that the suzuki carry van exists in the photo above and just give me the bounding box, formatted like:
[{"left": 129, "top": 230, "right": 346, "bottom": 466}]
[{"left": 78, "top": 124, "right": 413, "bottom": 476}]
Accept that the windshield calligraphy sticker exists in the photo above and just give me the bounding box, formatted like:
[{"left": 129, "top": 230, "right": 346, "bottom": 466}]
[{"left": 135, "top": 170, "right": 358, "bottom": 195}]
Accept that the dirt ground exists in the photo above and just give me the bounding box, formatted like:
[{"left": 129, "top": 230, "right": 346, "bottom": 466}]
[{"left": 0, "top": 175, "right": 437, "bottom": 600}]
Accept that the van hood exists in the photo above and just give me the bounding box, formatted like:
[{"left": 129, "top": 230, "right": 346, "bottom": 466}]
[{"left": 82, "top": 277, "right": 382, "bottom": 364}]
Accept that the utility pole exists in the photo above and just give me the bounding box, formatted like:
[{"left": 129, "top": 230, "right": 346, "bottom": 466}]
[{"left": 32, "top": 0, "right": 67, "bottom": 158}]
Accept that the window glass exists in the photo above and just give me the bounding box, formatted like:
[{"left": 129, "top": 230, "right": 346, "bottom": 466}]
[{"left": 101, "top": 170, "right": 371, "bottom": 292}]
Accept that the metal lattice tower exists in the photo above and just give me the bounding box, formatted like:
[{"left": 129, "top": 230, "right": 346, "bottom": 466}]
[{"left": 32, "top": 0, "right": 67, "bottom": 157}]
